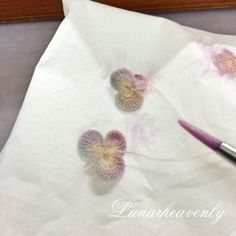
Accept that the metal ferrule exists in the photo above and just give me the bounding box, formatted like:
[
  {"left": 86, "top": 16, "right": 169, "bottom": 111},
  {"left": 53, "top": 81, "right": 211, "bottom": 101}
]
[{"left": 219, "top": 142, "right": 236, "bottom": 164}]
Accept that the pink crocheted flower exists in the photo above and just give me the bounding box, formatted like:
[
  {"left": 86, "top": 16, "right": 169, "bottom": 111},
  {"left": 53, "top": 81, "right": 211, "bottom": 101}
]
[
  {"left": 79, "top": 130, "right": 126, "bottom": 180},
  {"left": 110, "top": 69, "right": 149, "bottom": 112},
  {"left": 212, "top": 49, "right": 236, "bottom": 76}
]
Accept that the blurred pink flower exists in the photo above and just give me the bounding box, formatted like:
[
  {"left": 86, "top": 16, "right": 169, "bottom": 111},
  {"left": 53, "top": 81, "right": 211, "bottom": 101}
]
[{"left": 213, "top": 49, "right": 236, "bottom": 76}]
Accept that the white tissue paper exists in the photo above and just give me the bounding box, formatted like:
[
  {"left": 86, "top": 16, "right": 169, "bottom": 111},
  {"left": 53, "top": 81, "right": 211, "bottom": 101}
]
[{"left": 1, "top": 0, "right": 236, "bottom": 235}]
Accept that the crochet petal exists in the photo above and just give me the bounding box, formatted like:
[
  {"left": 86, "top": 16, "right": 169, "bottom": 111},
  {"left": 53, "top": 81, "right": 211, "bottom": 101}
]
[
  {"left": 134, "top": 74, "right": 149, "bottom": 91},
  {"left": 105, "top": 130, "right": 127, "bottom": 157},
  {"left": 110, "top": 68, "right": 133, "bottom": 91},
  {"left": 115, "top": 90, "right": 144, "bottom": 112},
  {"left": 78, "top": 130, "right": 103, "bottom": 158}
]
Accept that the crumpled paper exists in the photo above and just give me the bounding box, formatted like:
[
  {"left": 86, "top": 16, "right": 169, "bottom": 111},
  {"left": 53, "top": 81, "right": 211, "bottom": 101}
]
[{"left": 1, "top": 0, "right": 236, "bottom": 235}]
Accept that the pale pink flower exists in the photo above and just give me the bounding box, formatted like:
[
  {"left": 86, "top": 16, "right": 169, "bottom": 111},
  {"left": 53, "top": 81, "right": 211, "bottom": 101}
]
[
  {"left": 213, "top": 49, "right": 236, "bottom": 76},
  {"left": 110, "top": 69, "right": 149, "bottom": 112},
  {"left": 79, "top": 130, "right": 126, "bottom": 180}
]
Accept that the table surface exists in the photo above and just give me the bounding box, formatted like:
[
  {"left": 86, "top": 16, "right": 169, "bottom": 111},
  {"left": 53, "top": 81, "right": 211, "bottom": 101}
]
[{"left": 1, "top": 9, "right": 236, "bottom": 151}]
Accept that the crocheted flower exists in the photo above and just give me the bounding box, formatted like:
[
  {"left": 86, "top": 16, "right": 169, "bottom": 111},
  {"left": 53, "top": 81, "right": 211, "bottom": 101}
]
[
  {"left": 79, "top": 130, "right": 126, "bottom": 180},
  {"left": 110, "top": 69, "right": 149, "bottom": 112},
  {"left": 212, "top": 49, "right": 236, "bottom": 76}
]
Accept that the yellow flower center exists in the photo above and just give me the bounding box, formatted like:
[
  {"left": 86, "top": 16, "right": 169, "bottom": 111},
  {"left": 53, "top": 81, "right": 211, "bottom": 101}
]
[
  {"left": 227, "top": 59, "right": 233, "bottom": 66},
  {"left": 123, "top": 85, "right": 134, "bottom": 98},
  {"left": 226, "top": 59, "right": 236, "bottom": 68},
  {"left": 100, "top": 147, "right": 110, "bottom": 160}
]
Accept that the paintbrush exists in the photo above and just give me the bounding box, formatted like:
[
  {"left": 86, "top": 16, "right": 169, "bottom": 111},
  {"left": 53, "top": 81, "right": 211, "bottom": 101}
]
[{"left": 178, "top": 120, "right": 236, "bottom": 164}]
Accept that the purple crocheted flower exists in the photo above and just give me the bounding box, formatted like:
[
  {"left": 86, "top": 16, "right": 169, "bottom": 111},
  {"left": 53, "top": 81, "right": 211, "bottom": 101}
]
[
  {"left": 213, "top": 49, "right": 236, "bottom": 76},
  {"left": 110, "top": 69, "right": 149, "bottom": 112},
  {"left": 79, "top": 130, "right": 126, "bottom": 180}
]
